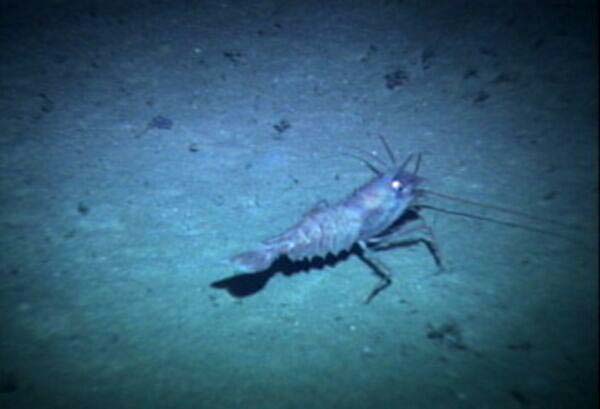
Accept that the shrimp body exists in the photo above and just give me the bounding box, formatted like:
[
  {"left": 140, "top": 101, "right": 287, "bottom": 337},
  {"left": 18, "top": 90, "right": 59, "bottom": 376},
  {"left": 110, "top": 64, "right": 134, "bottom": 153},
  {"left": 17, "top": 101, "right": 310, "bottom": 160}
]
[{"left": 231, "top": 162, "right": 423, "bottom": 274}]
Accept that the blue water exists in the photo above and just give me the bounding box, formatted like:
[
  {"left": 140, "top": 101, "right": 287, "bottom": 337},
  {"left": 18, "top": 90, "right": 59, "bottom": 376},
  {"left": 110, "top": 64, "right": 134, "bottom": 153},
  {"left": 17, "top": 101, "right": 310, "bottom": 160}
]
[{"left": 0, "top": 1, "right": 597, "bottom": 408}]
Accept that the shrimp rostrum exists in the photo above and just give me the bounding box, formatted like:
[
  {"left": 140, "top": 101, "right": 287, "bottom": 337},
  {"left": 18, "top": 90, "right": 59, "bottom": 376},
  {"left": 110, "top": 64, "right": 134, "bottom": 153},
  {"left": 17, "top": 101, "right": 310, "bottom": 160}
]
[{"left": 230, "top": 138, "right": 443, "bottom": 303}]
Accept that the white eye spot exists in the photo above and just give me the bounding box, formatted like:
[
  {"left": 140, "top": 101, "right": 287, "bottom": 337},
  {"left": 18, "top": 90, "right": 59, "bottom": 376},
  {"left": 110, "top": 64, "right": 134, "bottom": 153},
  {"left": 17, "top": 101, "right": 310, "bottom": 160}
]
[{"left": 391, "top": 180, "right": 402, "bottom": 190}]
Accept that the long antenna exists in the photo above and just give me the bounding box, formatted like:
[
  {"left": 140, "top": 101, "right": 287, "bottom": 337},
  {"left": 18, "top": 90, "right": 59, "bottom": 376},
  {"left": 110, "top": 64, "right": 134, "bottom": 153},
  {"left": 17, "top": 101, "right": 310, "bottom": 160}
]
[
  {"left": 418, "top": 204, "right": 589, "bottom": 248},
  {"left": 421, "top": 189, "right": 584, "bottom": 231}
]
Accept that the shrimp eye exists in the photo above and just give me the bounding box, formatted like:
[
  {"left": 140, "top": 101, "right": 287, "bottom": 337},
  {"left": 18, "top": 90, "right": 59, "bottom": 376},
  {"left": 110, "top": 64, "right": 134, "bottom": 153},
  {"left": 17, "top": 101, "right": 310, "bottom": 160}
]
[{"left": 391, "top": 180, "right": 402, "bottom": 190}]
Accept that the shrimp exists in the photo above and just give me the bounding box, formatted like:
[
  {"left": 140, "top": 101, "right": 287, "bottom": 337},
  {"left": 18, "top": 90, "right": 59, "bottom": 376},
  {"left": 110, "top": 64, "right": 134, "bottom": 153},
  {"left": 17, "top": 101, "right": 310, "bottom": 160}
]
[{"left": 230, "top": 137, "right": 443, "bottom": 303}]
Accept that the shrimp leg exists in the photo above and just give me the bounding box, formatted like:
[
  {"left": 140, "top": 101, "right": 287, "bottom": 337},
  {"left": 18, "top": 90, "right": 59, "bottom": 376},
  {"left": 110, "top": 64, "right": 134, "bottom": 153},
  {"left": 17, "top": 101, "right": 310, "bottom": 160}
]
[
  {"left": 368, "top": 213, "right": 445, "bottom": 269},
  {"left": 358, "top": 242, "right": 393, "bottom": 304},
  {"left": 358, "top": 214, "right": 445, "bottom": 303}
]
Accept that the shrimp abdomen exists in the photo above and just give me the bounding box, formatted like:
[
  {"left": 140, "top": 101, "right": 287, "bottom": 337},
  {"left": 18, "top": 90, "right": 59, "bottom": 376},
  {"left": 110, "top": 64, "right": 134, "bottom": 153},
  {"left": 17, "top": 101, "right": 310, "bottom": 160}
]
[
  {"left": 267, "top": 205, "right": 362, "bottom": 261},
  {"left": 230, "top": 247, "right": 278, "bottom": 273},
  {"left": 230, "top": 205, "right": 362, "bottom": 273}
]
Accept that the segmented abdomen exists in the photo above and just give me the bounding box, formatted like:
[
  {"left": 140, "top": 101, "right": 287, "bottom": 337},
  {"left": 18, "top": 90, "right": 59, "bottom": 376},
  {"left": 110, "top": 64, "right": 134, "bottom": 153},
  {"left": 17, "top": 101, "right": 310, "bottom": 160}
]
[{"left": 263, "top": 204, "right": 362, "bottom": 262}]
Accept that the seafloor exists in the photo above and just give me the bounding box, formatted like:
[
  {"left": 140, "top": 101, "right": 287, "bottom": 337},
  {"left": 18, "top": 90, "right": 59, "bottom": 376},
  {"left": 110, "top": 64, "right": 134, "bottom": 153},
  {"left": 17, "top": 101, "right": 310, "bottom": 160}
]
[{"left": 0, "top": 1, "right": 597, "bottom": 408}]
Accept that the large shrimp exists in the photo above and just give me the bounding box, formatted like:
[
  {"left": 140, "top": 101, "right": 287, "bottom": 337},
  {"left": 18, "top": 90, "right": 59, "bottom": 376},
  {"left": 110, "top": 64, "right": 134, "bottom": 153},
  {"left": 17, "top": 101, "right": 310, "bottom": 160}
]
[{"left": 230, "top": 137, "right": 442, "bottom": 303}]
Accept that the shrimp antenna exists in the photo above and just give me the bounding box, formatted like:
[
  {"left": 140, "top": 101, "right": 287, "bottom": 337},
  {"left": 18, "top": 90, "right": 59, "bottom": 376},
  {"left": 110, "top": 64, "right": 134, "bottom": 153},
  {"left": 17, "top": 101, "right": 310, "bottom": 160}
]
[
  {"left": 413, "top": 153, "right": 422, "bottom": 175},
  {"left": 343, "top": 141, "right": 392, "bottom": 174},
  {"left": 418, "top": 204, "right": 587, "bottom": 246},
  {"left": 341, "top": 152, "right": 383, "bottom": 176},
  {"left": 422, "top": 189, "right": 584, "bottom": 231},
  {"left": 399, "top": 153, "right": 414, "bottom": 170},
  {"left": 378, "top": 134, "right": 397, "bottom": 165}
]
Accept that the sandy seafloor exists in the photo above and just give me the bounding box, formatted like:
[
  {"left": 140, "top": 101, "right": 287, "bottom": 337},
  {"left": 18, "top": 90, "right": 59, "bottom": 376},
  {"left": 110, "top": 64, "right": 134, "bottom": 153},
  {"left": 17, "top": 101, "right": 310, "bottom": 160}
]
[{"left": 0, "top": 1, "right": 598, "bottom": 408}]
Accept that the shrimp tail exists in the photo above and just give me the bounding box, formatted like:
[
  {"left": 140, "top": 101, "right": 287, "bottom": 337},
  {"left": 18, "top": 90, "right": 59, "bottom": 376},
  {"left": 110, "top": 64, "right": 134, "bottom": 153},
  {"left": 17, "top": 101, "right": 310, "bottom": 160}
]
[{"left": 230, "top": 246, "right": 279, "bottom": 273}]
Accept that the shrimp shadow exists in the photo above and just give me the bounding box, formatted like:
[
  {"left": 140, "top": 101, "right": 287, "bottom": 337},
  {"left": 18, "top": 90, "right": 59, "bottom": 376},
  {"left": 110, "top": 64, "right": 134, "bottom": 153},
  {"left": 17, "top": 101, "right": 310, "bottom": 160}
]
[{"left": 210, "top": 250, "right": 354, "bottom": 299}]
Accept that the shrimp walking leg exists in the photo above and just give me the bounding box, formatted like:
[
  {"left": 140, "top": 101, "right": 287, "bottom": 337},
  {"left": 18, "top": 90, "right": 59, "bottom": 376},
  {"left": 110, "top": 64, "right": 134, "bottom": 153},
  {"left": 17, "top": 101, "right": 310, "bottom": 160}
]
[
  {"left": 368, "top": 213, "right": 445, "bottom": 270},
  {"left": 358, "top": 242, "right": 393, "bottom": 304}
]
